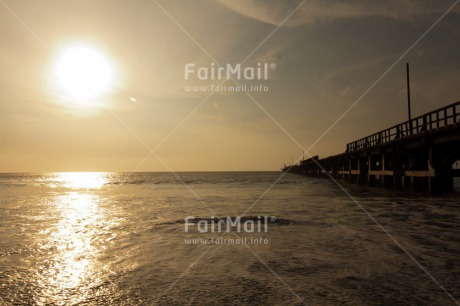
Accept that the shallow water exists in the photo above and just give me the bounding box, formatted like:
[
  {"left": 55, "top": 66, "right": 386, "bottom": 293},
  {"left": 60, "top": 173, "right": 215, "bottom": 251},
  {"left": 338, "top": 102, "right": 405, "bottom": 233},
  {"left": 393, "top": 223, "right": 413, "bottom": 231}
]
[{"left": 0, "top": 172, "right": 459, "bottom": 305}]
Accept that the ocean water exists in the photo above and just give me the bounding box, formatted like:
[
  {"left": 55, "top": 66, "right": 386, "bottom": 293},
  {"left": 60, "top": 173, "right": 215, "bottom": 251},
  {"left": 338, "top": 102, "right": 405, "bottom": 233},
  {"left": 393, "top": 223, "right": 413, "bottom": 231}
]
[{"left": 0, "top": 172, "right": 459, "bottom": 305}]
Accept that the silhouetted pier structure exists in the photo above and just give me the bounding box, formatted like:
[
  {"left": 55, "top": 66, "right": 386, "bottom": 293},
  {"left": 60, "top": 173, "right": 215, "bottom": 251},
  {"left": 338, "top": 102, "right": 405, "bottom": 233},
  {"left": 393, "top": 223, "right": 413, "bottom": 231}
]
[{"left": 284, "top": 101, "right": 460, "bottom": 193}]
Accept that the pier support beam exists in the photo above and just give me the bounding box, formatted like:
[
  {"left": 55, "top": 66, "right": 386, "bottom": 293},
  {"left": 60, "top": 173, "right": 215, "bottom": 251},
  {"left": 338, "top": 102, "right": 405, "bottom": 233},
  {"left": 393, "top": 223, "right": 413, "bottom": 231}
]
[
  {"left": 358, "top": 157, "right": 368, "bottom": 184},
  {"left": 382, "top": 153, "right": 394, "bottom": 188}
]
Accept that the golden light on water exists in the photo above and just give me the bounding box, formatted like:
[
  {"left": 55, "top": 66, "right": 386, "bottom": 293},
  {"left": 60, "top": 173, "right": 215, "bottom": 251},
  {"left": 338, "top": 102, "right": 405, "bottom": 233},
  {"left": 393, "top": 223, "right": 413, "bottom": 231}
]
[
  {"left": 57, "top": 172, "right": 109, "bottom": 189},
  {"left": 34, "top": 173, "right": 114, "bottom": 303},
  {"left": 51, "top": 193, "right": 99, "bottom": 286},
  {"left": 36, "top": 189, "right": 117, "bottom": 304}
]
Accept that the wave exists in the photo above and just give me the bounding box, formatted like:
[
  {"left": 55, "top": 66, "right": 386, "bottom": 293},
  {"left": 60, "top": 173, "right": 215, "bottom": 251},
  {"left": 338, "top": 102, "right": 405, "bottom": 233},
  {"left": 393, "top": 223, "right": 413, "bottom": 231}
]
[{"left": 154, "top": 216, "right": 315, "bottom": 227}]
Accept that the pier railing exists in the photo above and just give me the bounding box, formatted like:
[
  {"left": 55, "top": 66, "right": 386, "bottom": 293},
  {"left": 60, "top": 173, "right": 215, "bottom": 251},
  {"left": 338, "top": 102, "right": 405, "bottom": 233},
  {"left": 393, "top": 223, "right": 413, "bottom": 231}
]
[{"left": 346, "top": 101, "right": 460, "bottom": 152}]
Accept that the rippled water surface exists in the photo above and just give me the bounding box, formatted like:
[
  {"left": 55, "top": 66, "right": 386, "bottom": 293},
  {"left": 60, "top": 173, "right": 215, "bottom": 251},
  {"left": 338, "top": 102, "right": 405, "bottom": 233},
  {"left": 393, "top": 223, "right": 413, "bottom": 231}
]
[{"left": 0, "top": 172, "right": 459, "bottom": 305}]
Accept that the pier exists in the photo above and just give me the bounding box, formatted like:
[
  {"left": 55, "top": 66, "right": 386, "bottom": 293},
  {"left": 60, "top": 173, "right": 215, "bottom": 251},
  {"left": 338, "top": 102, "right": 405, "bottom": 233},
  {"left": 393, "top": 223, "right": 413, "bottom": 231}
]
[{"left": 283, "top": 101, "right": 460, "bottom": 193}]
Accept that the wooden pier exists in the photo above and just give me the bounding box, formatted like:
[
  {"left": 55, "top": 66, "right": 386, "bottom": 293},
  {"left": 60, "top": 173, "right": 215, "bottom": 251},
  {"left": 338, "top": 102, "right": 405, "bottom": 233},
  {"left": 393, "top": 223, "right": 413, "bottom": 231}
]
[{"left": 284, "top": 101, "right": 460, "bottom": 193}]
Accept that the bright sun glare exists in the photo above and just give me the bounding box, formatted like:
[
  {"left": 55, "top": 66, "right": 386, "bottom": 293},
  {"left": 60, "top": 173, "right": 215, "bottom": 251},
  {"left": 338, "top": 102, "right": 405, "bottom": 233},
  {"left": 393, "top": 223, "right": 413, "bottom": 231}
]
[
  {"left": 57, "top": 172, "right": 108, "bottom": 189},
  {"left": 54, "top": 44, "right": 114, "bottom": 105}
]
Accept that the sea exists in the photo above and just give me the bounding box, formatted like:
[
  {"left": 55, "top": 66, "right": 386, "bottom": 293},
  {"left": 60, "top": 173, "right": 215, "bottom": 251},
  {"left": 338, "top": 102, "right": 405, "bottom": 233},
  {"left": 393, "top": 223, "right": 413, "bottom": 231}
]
[{"left": 0, "top": 172, "right": 459, "bottom": 305}]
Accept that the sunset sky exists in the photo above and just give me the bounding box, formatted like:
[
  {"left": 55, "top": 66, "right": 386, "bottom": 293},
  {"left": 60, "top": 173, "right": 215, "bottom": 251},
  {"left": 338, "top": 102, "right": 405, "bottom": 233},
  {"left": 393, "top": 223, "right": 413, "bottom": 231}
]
[{"left": 1, "top": 0, "right": 460, "bottom": 172}]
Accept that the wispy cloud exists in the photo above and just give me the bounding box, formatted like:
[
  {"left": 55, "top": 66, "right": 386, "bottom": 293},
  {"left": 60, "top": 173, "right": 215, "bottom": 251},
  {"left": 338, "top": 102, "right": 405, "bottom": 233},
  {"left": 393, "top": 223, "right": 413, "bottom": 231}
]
[{"left": 219, "top": 0, "right": 460, "bottom": 26}]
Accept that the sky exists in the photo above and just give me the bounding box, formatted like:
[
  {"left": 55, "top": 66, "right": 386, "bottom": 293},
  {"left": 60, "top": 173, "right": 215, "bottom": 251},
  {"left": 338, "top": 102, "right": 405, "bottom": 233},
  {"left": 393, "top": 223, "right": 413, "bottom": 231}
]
[{"left": 1, "top": 0, "right": 460, "bottom": 172}]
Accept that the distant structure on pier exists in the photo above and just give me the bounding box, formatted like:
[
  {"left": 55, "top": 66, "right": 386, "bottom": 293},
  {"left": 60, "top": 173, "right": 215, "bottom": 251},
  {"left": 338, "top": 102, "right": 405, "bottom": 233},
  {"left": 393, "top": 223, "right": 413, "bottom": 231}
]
[{"left": 283, "top": 101, "right": 460, "bottom": 193}]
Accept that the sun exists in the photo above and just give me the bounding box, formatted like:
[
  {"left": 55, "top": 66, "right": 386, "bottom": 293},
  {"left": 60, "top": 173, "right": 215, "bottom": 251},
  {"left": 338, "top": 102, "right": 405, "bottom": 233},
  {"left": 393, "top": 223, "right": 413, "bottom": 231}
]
[{"left": 54, "top": 44, "right": 114, "bottom": 105}]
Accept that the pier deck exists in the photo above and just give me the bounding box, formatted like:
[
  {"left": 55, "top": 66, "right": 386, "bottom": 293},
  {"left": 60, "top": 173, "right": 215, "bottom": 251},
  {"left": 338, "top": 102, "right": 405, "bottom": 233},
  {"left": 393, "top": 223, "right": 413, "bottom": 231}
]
[{"left": 284, "top": 101, "right": 460, "bottom": 193}]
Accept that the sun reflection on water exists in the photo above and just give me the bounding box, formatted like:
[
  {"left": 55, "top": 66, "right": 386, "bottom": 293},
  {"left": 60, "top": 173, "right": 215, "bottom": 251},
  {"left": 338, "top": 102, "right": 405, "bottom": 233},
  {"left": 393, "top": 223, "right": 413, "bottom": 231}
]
[
  {"left": 36, "top": 182, "right": 116, "bottom": 304},
  {"left": 55, "top": 172, "right": 109, "bottom": 189}
]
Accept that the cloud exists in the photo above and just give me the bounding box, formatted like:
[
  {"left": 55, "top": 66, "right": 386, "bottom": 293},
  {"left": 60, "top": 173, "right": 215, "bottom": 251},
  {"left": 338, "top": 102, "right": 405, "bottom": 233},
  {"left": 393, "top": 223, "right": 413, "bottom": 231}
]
[{"left": 219, "top": 0, "right": 460, "bottom": 27}]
